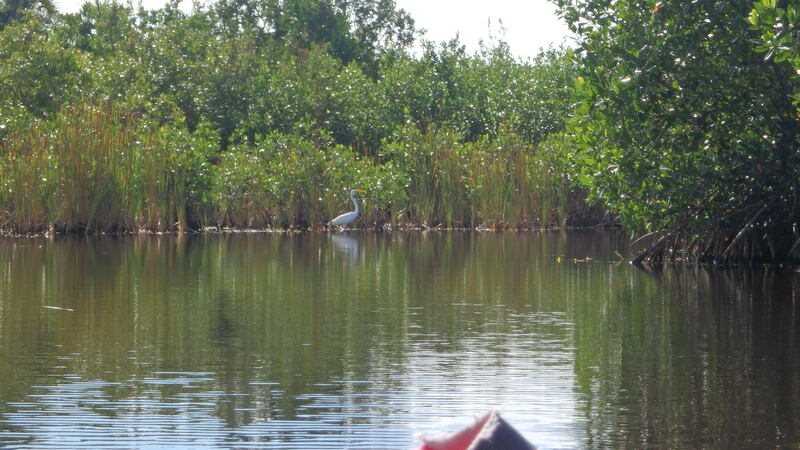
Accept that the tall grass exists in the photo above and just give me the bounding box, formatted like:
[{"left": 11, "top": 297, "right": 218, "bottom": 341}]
[
  {"left": 386, "top": 127, "right": 469, "bottom": 226},
  {"left": 0, "top": 105, "right": 599, "bottom": 235},
  {"left": 0, "top": 105, "right": 213, "bottom": 234},
  {"left": 212, "top": 132, "right": 408, "bottom": 229},
  {"left": 385, "top": 125, "right": 582, "bottom": 229}
]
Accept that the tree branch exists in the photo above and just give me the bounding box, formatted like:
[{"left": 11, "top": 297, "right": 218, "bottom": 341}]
[{"left": 721, "top": 203, "right": 767, "bottom": 260}]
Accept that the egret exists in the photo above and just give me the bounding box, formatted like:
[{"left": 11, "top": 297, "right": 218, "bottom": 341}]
[{"left": 330, "top": 189, "right": 365, "bottom": 229}]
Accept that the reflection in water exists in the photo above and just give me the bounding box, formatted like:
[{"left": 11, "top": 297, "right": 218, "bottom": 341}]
[
  {"left": 574, "top": 267, "right": 800, "bottom": 447},
  {"left": 0, "top": 232, "right": 798, "bottom": 447},
  {"left": 329, "top": 232, "right": 360, "bottom": 266}
]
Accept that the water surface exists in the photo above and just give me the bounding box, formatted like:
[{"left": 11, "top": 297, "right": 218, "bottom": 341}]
[{"left": 0, "top": 232, "right": 798, "bottom": 448}]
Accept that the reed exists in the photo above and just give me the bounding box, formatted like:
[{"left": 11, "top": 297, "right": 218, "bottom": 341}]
[
  {"left": 0, "top": 106, "right": 597, "bottom": 235},
  {"left": 0, "top": 105, "right": 215, "bottom": 234},
  {"left": 387, "top": 126, "right": 583, "bottom": 229},
  {"left": 211, "top": 133, "right": 407, "bottom": 229},
  {"left": 1, "top": 131, "right": 59, "bottom": 233},
  {"left": 135, "top": 125, "right": 214, "bottom": 232}
]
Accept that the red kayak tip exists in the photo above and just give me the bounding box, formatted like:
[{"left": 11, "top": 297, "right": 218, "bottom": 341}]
[{"left": 414, "top": 410, "right": 535, "bottom": 450}]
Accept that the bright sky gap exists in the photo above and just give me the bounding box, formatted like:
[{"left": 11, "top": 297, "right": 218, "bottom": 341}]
[{"left": 52, "top": 0, "right": 573, "bottom": 59}]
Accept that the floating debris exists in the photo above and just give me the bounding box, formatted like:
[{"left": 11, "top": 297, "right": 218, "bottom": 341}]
[{"left": 43, "top": 306, "right": 74, "bottom": 312}]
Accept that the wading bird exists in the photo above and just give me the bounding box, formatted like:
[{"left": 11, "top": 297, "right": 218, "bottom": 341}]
[{"left": 330, "top": 189, "right": 365, "bottom": 229}]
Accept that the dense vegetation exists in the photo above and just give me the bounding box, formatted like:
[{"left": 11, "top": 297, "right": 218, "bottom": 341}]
[
  {"left": 1, "top": 0, "right": 799, "bottom": 265},
  {"left": 554, "top": 0, "right": 800, "bottom": 265},
  {"left": 0, "top": 0, "right": 589, "bottom": 234}
]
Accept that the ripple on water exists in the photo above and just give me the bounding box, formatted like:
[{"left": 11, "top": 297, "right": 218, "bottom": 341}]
[{"left": 1, "top": 312, "right": 585, "bottom": 448}]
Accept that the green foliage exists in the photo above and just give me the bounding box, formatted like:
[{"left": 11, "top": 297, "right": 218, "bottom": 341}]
[
  {"left": 382, "top": 124, "right": 579, "bottom": 228},
  {"left": 257, "top": 0, "right": 415, "bottom": 71},
  {"left": 750, "top": 0, "right": 800, "bottom": 101},
  {"left": 261, "top": 48, "right": 387, "bottom": 150},
  {"left": 57, "top": 0, "right": 136, "bottom": 56},
  {"left": 0, "top": 14, "right": 85, "bottom": 127},
  {"left": 213, "top": 130, "right": 408, "bottom": 228},
  {"left": 0, "top": 0, "right": 54, "bottom": 30},
  {"left": 556, "top": 0, "right": 800, "bottom": 263},
  {"left": 0, "top": 0, "right": 592, "bottom": 234},
  {"left": 134, "top": 122, "right": 218, "bottom": 231},
  {"left": 0, "top": 105, "right": 217, "bottom": 233}
]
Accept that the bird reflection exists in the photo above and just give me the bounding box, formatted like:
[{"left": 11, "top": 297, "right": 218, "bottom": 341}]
[{"left": 330, "top": 233, "right": 360, "bottom": 265}]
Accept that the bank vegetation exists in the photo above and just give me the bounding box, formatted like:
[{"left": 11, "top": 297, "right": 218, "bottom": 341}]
[{"left": 0, "top": 0, "right": 603, "bottom": 234}]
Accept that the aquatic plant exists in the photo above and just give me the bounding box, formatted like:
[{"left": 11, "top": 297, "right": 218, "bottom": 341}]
[
  {"left": 212, "top": 130, "right": 408, "bottom": 229},
  {"left": 382, "top": 125, "right": 584, "bottom": 229},
  {"left": 0, "top": 105, "right": 216, "bottom": 234}
]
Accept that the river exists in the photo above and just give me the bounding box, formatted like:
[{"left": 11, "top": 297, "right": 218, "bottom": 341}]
[{"left": 0, "top": 231, "right": 798, "bottom": 448}]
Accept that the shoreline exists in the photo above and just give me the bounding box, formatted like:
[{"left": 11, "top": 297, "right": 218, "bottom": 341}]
[
  {"left": 4, "top": 226, "right": 799, "bottom": 269},
  {"left": 0, "top": 223, "right": 621, "bottom": 239}
]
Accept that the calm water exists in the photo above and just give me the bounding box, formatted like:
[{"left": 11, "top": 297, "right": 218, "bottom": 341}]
[{"left": 0, "top": 232, "right": 798, "bottom": 448}]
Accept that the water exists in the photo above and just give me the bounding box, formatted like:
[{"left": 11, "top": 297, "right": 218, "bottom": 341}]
[{"left": 0, "top": 232, "right": 798, "bottom": 448}]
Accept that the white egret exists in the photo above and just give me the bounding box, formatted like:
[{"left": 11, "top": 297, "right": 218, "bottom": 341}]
[{"left": 330, "top": 189, "right": 365, "bottom": 228}]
